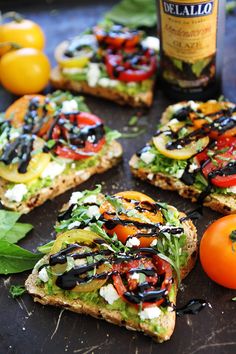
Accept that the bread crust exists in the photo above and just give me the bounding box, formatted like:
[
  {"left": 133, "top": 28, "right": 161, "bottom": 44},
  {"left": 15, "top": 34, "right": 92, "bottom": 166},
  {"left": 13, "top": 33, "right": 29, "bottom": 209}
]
[
  {"left": 25, "top": 195, "right": 197, "bottom": 342},
  {"left": 0, "top": 141, "right": 122, "bottom": 214},
  {"left": 130, "top": 155, "right": 235, "bottom": 215},
  {"left": 50, "top": 66, "right": 154, "bottom": 107}
]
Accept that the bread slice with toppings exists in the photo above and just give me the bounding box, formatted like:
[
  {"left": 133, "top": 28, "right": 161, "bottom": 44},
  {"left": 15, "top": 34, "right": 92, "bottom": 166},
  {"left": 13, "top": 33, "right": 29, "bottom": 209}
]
[
  {"left": 130, "top": 100, "right": 236, "bottom": 214},
  {"left": 0, "top": 91, "right": 122, "bottom": 213},
  {"left": 26, "top": 188, "right": 197, "bottom": 342},
  {"left": 50, "top": 22, "right": 158, "bottom": 107}
]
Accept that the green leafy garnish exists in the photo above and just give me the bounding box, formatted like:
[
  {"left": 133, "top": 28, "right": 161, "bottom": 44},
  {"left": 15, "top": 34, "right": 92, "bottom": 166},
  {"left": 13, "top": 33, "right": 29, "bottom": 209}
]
[
  {"left": 105, "top": 195, "right": 124, "bottom": 213},
  {"left": 9, "top": 285, "right": 26, "bottom": 298},
  {"left": 0, "top": 240, "right": 43, "bottom": 274},
  {"left": 0, "top": 210, "right": 33, "bottom": 244},
  {"left": 105, "top": 0, "right": 156, "bottom": 28},
  {"left": 230, "top": 230, "right": 236, "bottom": 252}
]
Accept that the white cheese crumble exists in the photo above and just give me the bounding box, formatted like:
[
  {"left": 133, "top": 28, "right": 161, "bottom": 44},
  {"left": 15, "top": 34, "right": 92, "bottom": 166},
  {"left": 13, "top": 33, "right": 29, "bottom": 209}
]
[
  {"left": 141, "top": 36, "right": 160, "bottom": 51},
  {"left": 147, "top": 173, "right": 154, "bottom": 181},
  {"left": 139, "top": 306, "right": 161, "bottom": 320},
  {"left": 150, "top": 239, "right": 157, "bottom": 247},
  {"left": 126, "top": 237, "right": 140, "bottom": 248},
  {"left": 129, "top": 272, "right": 140, "bottom": 280},
  {"left": 61, "top": 99, "right": 79, "bottom": 113},
  {"left": 98, "top": 77, "right": 118, "bottom": 88},
  {"left": 140, "top": 151, "right": 155, "bottom": 165},
  {"left": 68, "top": 221, "right": 81, "bottom": 230},
  {"left": 83, "top": 195, "right": 97, "bottom": 204},
  {"left": 174, "top": 169, "right": 184, "bottom": 179},
  {"left": 5, "top": 184, "right": 28, "bottom": 203},
  {"left": 41, "top": 161, "right": 65, "bottom": 179},
  {"left": 87, "top": 63, "right": 100, "bottom": 87},
  {"left": 188, "top": 100, "right": 199, "bottom": 111},
  {"left": 228, "top": 186, "right": 236, "bottom": 194},
  {"left": 188, "top": 162, "right": 199, "bottom": 173},
  {"left": 69, "top": 191, "right": 83, "bottom": 205},
  {"left": 99, "top": 284, "right": 119, "bottom": 305},
  {"left": 38, "top": 267, "right": 49, "bottom": 283},
  {"left": 87, "top": 205, "right": 100, "bottom": 219}
]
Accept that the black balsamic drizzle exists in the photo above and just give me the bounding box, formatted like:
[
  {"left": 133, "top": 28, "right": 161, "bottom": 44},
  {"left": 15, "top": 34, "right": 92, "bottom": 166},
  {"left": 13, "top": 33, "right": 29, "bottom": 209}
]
[{"left": 176, "top": 299, "right": 207, "bottom": 316}]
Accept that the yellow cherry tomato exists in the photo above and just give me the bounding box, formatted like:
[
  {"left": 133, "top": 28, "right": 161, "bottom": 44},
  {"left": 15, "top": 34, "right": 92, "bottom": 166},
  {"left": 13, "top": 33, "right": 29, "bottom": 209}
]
[
  {"left": 0, "top": 153, "right": 50, "bottom": 183},
  {"left": 0, "top": 19, "right": 45, "bottom": 50},
  {"left": 0, "top": 48, "right": 50, "bottom": 95},
  {"left": 153, "top": 130, "right": 209, "bottom": 160}
]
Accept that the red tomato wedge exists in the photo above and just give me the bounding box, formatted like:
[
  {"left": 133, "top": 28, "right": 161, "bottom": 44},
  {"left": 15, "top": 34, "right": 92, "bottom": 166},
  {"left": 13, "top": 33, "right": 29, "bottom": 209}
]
[
  {"left": 93, "top": 25, "right": 141, "bottom": 49},
  {"left": 52, "top": 112, "right": 105, "bottom": 160},
  {"left": 196, "top": 137, "right": 236, "bottom": 188},
  {"left": 112, "top": 255, "right": 172, "bottom": 308},
  {"left": 105, "top": 51, "right": 157, "bottom": 82}
]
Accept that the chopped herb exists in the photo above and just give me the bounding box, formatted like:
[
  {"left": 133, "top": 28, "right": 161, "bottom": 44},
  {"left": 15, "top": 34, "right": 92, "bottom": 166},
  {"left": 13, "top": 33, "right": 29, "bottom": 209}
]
[
  {"left": 230, "top": 230, "right": 236, "bottom": 252},
  {"left": 9, "top": 285, "right": 26, "bottom": 298},
  {"left": 105, "top": 195, "right": 124, "bottom": 213},
  {"left": 45, "top": 139, "right": 56, "bottom": 149},
  {"left": 128, "top": 115, "right": 138, "bottom": 126}
]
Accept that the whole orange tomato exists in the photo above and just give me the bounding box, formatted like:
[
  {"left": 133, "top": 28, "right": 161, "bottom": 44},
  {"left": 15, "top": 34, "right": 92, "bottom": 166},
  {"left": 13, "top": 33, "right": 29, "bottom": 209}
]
[
  {"left": 0, "top": 18, "right": 45, "bottom": 51},
  {"left": 0, "top": 48, "right": 50, "bottom": 95},
  {"left": 200, "top": 215, "right": 236, "bottom": 289}
]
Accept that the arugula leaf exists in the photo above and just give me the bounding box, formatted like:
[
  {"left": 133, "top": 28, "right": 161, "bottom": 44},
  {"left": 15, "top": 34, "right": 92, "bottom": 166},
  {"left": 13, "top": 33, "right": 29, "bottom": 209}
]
[
  {"left": 9, "top": 285, "right": 26, "bottom": 298},
  {"left": 105, "top": 195, "right": 124, "bottom": 213},
  {"left": 37, "top": 240, "right": 55, "bottom": 254},
  {"left": 0, "top": 240, "right": 43, "bottom": 274},
  {"left": 105, "top": 0, "right": 157, "bottom": 28}
]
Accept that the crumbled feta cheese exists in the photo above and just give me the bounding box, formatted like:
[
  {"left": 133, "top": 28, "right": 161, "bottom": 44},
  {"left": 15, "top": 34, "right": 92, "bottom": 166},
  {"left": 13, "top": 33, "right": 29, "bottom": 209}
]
[
  {"left": 188, "top": 100, "right": 199, "bottom": 111},
  {"left": 68, "top": 221, "right": 81, "bottom": 230},
  {"left": 71, "top": 163, "right": 76, "bottom": 169},
  {"left": 83, "top": 195, "right": 97, "bottom": 204},
  {"left": 38, "top": 267, "right": 49, "bottom": 283},
  {"left": 87, "top": 205, "right": 100, "bottom": 219},
  {"left": 228, "top": 186, "right": 236, "bottom": 194},
  {"left": 168, "top": 118, "right": 180, "bottom": 127},
  {"left": 126, "top": 237, "right": 140, "bottom": 248},
  {"left": 5, "top": 184, "right": 28, "bottom": 202},
  {"left": 129, "top": 272, "right": 140, "bottom": 280},
  {"left": 74, "top": 258, "right": 87, "bottom": 266},
  {"left": 69, "top": 191, "right": 83, "bottom": 205},
  {"left": 142, "top": 36, "right": 160, "bottom": 51},
  {"left": 87, "top": 63, "right": 100, "bottom": 87},
  {"left": 99, "top": 284, "right": 119, "bottom": 305},
  {"left": 10, "top": 130, "right": 20, "bottom": 140},
  {"left": 174, "top": 169, "right": 184, "bottom": 179},
  {"left": 41, "top": 161, "right": 65, "bottom": 179},
  {"left": 139, "top": 306, "right": 161, "bottom": 320},
  {"left": 172, "top": 103, "right": 184, "bottom": 113},
  {"left": 140, "top": 151, "right": 155, "bottom": 165},
  {"left": 147, "top": 173, "right": 154, "bottom": 181},
  {"left": 150, "top": 239, "right": 157, "bottom": 247},
  {"left": 61, "top": 99, "right": 79, "bottom": 113},
  {"left": 188, "top": 162, "right": 199, "bottom": 173},
  {"left": 98, "top": 77, "right": 117, "bottom": 88}
]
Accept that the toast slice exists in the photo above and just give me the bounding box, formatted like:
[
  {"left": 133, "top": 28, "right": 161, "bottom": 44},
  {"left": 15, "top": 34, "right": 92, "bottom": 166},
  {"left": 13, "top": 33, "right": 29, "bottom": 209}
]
[
  {"left": 50, "top": 22, "right": 158, "bottom": 107},
  {"left": 50, "top": 66, "right": 154, "bottom": 107},
  {"left": 26, "top": 188, "right": 197, "bottom": 342},
  {"left": 0, "top": 91, "right": 122, "bottom": 213},
  {"left": 130, "top": 100, "right": 236, "bottom": 214}
]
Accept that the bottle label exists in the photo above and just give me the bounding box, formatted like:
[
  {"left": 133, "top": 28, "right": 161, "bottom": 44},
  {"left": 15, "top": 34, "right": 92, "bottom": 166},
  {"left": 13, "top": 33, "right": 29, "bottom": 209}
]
[{"left": 160, "top": 0, "right": 218, "bottom": 63}]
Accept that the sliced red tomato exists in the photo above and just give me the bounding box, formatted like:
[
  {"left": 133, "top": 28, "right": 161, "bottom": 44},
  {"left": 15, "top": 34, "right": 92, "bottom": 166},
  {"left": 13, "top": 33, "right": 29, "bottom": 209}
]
[
  {"left": 52, "top": 112, "right": 105, "bottom": 160},
  {"left": 112, "top": 255, "right": 172, "bottom": 309},
  {"left": 93, "top": 25, "right": 141, "bottom": 49},
  {"left": 196, "top": 136, "right": 236, "bottom": 188},
  {"left": 100, "top": 191, "right": 163, "bottom": 247},
  {"left": 105, "top": 50, "right": 157, "bottom": 82}
]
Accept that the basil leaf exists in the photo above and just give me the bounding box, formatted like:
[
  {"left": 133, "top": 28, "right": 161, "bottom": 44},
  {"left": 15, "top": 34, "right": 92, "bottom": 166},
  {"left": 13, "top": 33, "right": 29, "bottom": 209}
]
[
  {"left": 0, "top": 210, "right": 21, "bottom": 237},
  {"left": 105, "top": 0, "right": 157, "bottom": 28},
  {"left": 9, "top": 285, "right": 26, "bottom": 298},
  {"left": 2, "top": 223, "right": 33, "bottom": 244},
  {"left": 0, "top": 240, "right": 43, "bottom": 274}
]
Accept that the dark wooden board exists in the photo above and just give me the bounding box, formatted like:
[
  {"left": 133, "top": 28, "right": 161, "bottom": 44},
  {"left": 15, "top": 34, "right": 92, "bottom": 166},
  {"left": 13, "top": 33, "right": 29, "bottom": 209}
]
[{"left": 1, "top": 1, "right": 236, "bottom": 353}]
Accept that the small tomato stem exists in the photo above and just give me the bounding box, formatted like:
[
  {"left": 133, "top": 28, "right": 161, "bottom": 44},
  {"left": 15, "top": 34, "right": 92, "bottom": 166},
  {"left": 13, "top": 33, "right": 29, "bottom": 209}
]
[{"left": 1, "top": 11, "right": 23, "bottom": 23}]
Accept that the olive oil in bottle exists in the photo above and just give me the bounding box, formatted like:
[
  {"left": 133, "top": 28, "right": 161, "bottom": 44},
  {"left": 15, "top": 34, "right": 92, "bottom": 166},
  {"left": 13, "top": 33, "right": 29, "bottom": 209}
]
[{"left": 157, "top": 0, "right": 226, "bottom": 100}]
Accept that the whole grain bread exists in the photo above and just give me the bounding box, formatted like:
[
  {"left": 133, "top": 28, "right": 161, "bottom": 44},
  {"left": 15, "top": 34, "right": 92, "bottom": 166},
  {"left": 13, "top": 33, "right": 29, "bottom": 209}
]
[
  {"left": 129, "top": 155, "right": 236, "bottom": 215},
  {"left": 0, "top": 141, "right": 122, "bottom": 214},
  {"left": 50, "top": 66, "right": 154, "bottom": 107},
  {"left": 25, "top": 201, "right": 197, "bottom": 343}
]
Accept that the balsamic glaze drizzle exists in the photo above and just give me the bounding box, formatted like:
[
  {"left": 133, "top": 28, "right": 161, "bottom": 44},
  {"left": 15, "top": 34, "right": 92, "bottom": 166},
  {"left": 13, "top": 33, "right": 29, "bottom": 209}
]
[{"left": 176, "top": 299, "right": 207, "bottom": 316}]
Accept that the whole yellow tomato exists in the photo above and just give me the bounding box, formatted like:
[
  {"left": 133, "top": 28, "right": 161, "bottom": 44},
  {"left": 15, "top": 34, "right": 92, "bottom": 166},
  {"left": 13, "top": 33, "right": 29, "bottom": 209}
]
[
  {"left": 0, "top": 18, "right": 45, "bottom": 50},
  {"left": 0, "top": 48, "right": 51, "bottom": 95}
]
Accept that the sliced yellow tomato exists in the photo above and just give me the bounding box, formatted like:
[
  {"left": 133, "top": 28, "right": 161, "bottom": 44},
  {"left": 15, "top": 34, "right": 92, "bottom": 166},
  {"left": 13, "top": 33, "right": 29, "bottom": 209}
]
[
  {"left": 55, "top": 41, "right": 89, "bottom": 68},
  {"left": 50, "top": 229, "right": 109, "bottom": 292},
  {"left": 0, "top": 152, "right": 50, "bottom": 182},
  {"left": 153, "top": 132, "right": 209, "bottom": 160}
]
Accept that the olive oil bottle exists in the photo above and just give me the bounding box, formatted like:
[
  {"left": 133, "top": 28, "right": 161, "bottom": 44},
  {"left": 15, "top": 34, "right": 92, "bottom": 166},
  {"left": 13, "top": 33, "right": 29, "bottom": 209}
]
[{"left": 157, "top": 0, "right": 226, "bottom": 100}]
